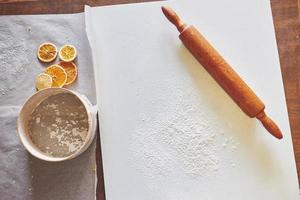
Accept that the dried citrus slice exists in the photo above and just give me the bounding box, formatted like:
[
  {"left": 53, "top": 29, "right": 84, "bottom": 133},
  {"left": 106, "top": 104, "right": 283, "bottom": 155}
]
[
  {"left": 37, "top": 42, "right": 57, "bottom": 62},
  {"left": 57, "top": 61, "right": 78, "bottom": 85},
  {"left": 44, "top": 65, "right": 67, "bottom": 88},
  {"left": 59, "top": 44, "right": 77, "bottom": 62},
  {"left": 35, "top": 73, "right": 53, "bottom": 91}
]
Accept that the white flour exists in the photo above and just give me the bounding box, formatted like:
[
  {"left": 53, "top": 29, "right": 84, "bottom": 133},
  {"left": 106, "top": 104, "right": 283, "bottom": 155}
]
[
  {"left": 0, "top": 24, "right": 31, "bottom": 96},
  {"left": 130, "top": 80, "right": 239, "bottom": 180}
]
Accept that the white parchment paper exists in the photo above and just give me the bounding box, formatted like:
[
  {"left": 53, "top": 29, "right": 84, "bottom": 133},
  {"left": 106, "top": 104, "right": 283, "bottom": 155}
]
[
  {"left": 0, "top": 13, "right": 96, "bottom": 200},
  {"left": 86, "top": 0, "right": 300, "bottom": 199}
]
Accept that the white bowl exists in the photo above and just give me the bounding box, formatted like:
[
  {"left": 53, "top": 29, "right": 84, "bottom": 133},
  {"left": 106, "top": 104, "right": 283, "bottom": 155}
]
[{"left": 17, "top": 88, "right": 97, "bottom": 162}]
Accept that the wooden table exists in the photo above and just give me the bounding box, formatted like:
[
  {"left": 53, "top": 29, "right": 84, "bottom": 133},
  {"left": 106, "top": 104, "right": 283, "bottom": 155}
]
[{"left": 1, "top": 0, "right": 299, "bottom": 199}]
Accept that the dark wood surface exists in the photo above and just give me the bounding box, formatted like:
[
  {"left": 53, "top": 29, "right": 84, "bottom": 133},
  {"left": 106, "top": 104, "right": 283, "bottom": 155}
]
[{"left": 0, "top": 0, "right": 299, "bottom": 199}]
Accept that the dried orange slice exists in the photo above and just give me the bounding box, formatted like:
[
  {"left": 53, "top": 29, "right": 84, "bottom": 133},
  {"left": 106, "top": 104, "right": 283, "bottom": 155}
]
[
  {"left": 44, "top": 65, "right": 67, "bottom": 88},
  {"left": 35, "top": 73, "right": 53, "bottom": 91},
  {"left": 37, "top": 42, "right": 57, "bottom": 62},
  {"left": 59, "top": 44, "right": 77, "bottom": 62},
  {"left": 58, "top": 61, "right": 78, "bottom": 85}
]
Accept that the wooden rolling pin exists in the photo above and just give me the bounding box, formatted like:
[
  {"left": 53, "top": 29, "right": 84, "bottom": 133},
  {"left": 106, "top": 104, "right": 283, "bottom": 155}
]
[{"left": 161, "top": 6, "right": 283, "bottom": 139}]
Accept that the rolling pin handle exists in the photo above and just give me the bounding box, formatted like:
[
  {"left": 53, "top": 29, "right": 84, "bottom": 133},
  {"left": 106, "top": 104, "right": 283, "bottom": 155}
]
[
  {"left": 256, "top": 111, "right": 283, "bottom": 139},
  {"left": 161, "top": 6, "right": 188, "bottom": 32}
]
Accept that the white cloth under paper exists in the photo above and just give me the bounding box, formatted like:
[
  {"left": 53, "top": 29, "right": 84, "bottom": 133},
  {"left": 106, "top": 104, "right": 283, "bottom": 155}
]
[{"left": 85, "top": 0, "right": 300, "bottom": 199}]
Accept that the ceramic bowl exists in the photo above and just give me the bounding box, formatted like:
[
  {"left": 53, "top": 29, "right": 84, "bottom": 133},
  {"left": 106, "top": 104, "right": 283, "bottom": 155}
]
[{"left": 17, "top": 88, "right": 97, "bottom": 162}]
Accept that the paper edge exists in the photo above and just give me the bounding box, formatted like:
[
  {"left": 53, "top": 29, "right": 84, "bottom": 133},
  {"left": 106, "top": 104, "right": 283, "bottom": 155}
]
[{"left": 84, "top": 5, "right": 99, "bottom": 200}]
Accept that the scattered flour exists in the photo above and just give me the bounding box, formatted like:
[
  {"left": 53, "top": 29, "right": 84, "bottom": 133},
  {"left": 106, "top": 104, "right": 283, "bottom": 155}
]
[
  {"left": 130, "top": 82, "right": 240, "bottom": 180},
  {"left": 131, "top": 106, "right": 221, "bottom": 178},
  {"left": 35, "top": 117, "right": 40, "bottom": 124},
  {"left": 0, "top": 24, "right": 31, "bottom": 96}
]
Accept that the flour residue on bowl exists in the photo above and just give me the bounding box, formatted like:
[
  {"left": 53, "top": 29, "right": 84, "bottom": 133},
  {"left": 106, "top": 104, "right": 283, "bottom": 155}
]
[{"left": 28, "top": 92, "right": 89, "bottom": 157}]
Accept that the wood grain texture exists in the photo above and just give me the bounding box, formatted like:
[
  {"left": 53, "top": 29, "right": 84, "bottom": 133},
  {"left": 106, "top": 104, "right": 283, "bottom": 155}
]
[
  {"left": 0, "top": 0, "right": 299, "bottom": 199},
  {"left": 271, "top": 0, "right": 300, "bottom": 182},
  {"left": 0, "top": 0, "right": 156, "bottom": 15}
]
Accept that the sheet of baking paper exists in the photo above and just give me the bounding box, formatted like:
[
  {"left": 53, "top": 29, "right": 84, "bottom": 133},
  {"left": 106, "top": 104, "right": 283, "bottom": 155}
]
[
  {"left": 85, "top": 0, "right": 300, "bottom": 199},
  {"left": 0, "top": 13, "right": 96, "bottom": 200}
]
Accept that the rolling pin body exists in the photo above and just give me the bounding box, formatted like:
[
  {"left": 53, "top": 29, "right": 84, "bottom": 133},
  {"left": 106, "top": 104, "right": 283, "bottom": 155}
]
[{"left": 180, "top": 26, "right": 264, "bottom": 118}]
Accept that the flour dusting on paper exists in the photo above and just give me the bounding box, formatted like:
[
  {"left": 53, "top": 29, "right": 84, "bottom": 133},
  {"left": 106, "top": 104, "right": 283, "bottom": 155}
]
[
  {"left": 130, "top": 83, "right": 239, "bottom": 180},
  {"left": 0, "top": 24, "right": 31, "bottom": 96}
]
